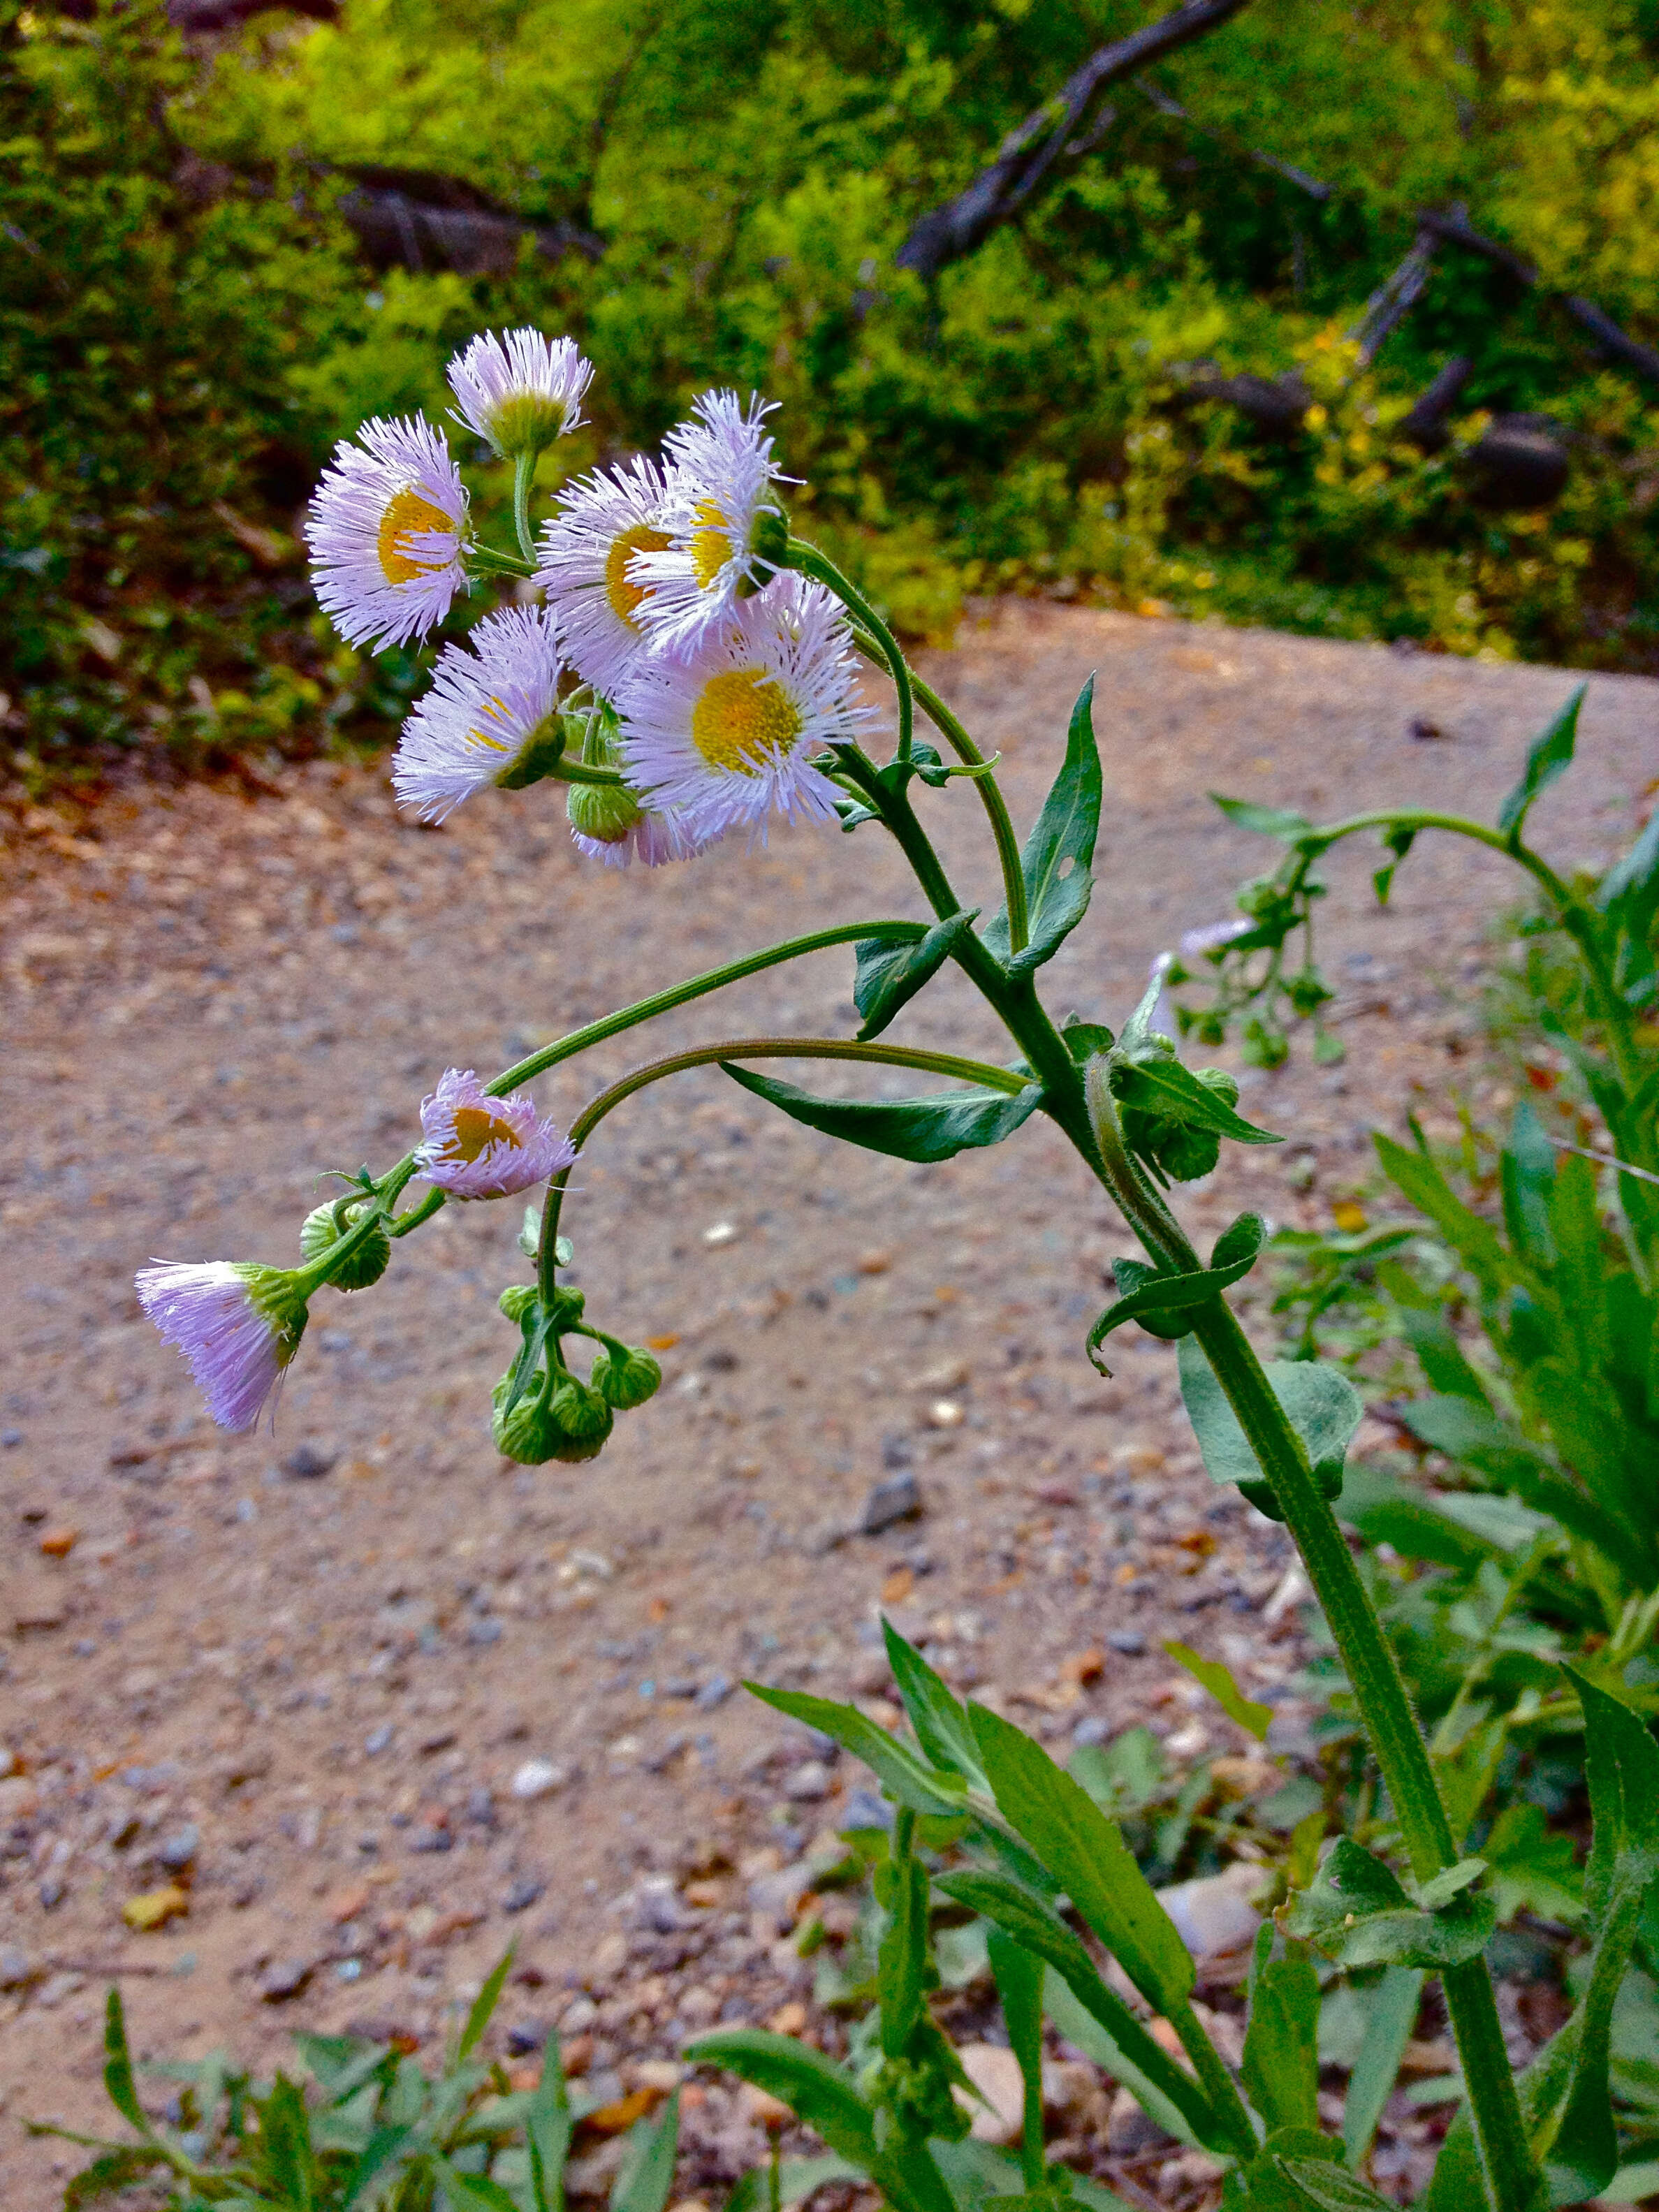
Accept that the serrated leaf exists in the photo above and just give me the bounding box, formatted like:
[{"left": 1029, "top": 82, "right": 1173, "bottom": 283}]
[
  {"left": 1088, "top": 1214, "right": 1265, "bottom": 1363},
  {"left": 1110, "top": 1056, "right": 1281, "bottom": 1146},
  {"left": 1282, "top": 1840, "right": 1495, "bottom": 1969},
  {"left": 982, "top": 678, "right": 1102, "bottom": 976},
  {"left": 1211, "top": 796, "right": 1318, "bottom": 844},
  {"left": 1496, "top": 688, "right": 1583, "bottom": 838},
  {"left": 1242, "top": 1930, "right": 1320, "bottom": 2135},
  {"left": 967, "top": 1704, "right": 1194, "bottom": 2014},
  {"left": 937, "top": 1871, "right": 1229, "bottom": 2152},
  {"left": 1177, "top": 1339, "right": 1362, "bottom": 1500},
  {"left": 745, "top": 1683, "right": 967, "bottom": 1815},
  {"left": 853, "top": 914, "right": 976, "bottom": 1041},
  {"left": 722, "top": 1064, "right": 1042, "bottom": 1165},
  {"left": 1163, "top": 1641, "right": 1273, "bottom": 1741},
  {"left": 685, "top": 2030, "right": 877, "bottom": 2167},
  {"left": 883, "top": 1623, "right": 986, "bottom": 1787}
]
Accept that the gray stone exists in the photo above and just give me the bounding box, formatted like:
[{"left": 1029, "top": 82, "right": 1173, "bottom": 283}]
[
  {"left": 1106, "top": 1629, "right": 1146, "bottom": 1656},
  {"left": 502, "top": 1877, "right": 546, "bottom": 1914},
  {"left": 365, "top": 1724, "right": 394, "bottom": 1756},
  {"left": 0, "top": 1944, "right": 31, "bottom": 1988},
  {"left": 840, "top": 1788, "right": 895, "bottom": 1831},
  {"left": 282, "top": 1442, "right": 337, "bottom": 1480},
  {"left": 258, "top": 1957, "right": 314, "bottom": 2002},
  {"left": 784, "top": 1760, "right": 833, "bottom": 1802},
  {"left": 156, "top": 1824, "right": 200, "bottom": 1870},
  {"left": 860, "top": 1470, "right": 921, "bottom": 1535},
  {"left": 1072, "top": 1715, "right": 1111, "bottom": 1748},
  {"left": 693, "top": 1673, "right": 733, "bottom": 1711}
]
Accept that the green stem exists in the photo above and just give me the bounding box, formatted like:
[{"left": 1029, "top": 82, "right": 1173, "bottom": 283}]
[
  {"left": 1167, "top": 1998, "right": 1259, "bottom": 2159},
  {"left": 1085, "top": 1073, "right": 1537, "bottom": 2212},
  {"left": 511, "top": 451, "right": 538, "bottom": 568},
  {"left": 832, "top": 747, "right": 963, "bottom": 923},
  {"left": 544, "top": 758, "right": 627, "bottom": 787},
  {"left": 537, "top": 1034, "right": 1026, "bottom": 1299},
  {"left": 788, "top": 538, "right": 914, "bottom": 764},
  {"left": 908, "top": 668, "right": 1030, "bottom": 959}
]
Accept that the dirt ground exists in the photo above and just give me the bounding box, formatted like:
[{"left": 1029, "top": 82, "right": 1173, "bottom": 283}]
[{"left": 2, "top": 604, "right": 1654, "bottom": 2206}]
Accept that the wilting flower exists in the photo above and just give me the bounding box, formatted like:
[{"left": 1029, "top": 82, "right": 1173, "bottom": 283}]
[
  {"left": 629, "top": 391, "right": 789, "bottom": 652},
  {"left": 136, "top": 1261, "right": 309, "bottom": 1433},
  {"left": 447, "top": 328, "right": 593, "bottom": 459},
  {"left": 305, "top": 414, "right": 468, "bottom": 650},
  {"left": 391, "top": 606, "right": 567, "bottom": 823},
  {"left": 617, "top": 573, "right": 868, "bottom": 841},
  {"left": 414, "top": 1069, "right": 576, "bottom": 1199},
  {"left": 535, "top": 456, "right": 674, "bottom": 700}
]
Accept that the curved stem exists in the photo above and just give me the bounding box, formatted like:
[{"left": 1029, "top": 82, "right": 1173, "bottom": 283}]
[
  {"left": 908, "top": 668, "right": 1030, "bottom": 959},
  {"left": 511, "top": 451, "right": 538, "bottom": 568},
  {"left": 545, "top": 758, "right": 627, "bottom": 787},
  {"left": 538, "top": 1034, "right": 1027, "bottom": 1296},
  {"left": 788, "top": 538, "right": 914, "bottom": 764},
  {"left": 833, "top": 747, "right": 963, "bottom": 923}
]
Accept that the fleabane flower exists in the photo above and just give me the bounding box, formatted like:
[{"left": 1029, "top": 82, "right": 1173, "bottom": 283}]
[
  {"left": 566, "top": 775, "right": 707, "bottom": 870},
  {"left": 305, "top": 414, "right": 468, "bottom": 650},
  {"left": 629, "top": 391, "right": 789, "bottom": 652},
  {"left": 136, "top": 1261, "right": 309, "bottom": 1434},
  {"left": 414, "top": 1069, "right": 576, "bottom": 1199},
  {"left": 391, "top": 606, "right": 567, "bottom": 823},
  {"left": 535, "top": 456, "right": 673, "bottom": 700},
  {"left": 447, "top": 328, "right": 594, "bottom": 460},
  {"left": 617, "top": 572, "right": 869, "bottom": 842}
]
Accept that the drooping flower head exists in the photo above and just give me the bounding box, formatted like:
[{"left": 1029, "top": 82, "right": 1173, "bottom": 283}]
[
  {"left": 136, "top": 1260, "right": 309, "bottom": 1433},
  {"left": 447, "top": 329, "right": 594, "bottom": 460},
  {"left": 305, "top": 414, "right": 469, "bottom": 650},
  {"left": 414, "top": 1069, "right": 577, "bottom": 1199},
  {"left": 617, "top": 572, "right": 870, "bottom": 842},
  {"left": 629, "top": 391, "right": 789, "bottom": 652},
  {"left": 535, "top": 456, "right": 674, "bottom": 701},
  {"left": 391, "top": 606, "right": 567, "bottom": 823}
]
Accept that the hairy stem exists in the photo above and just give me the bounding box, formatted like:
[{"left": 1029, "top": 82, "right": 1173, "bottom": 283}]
[
  {"left": 909, "top": 668, "right": 1030, "bottom": 958},
  {"left": 789, "top": 539, "right": 914, "bottom": 763},
  {"left": 511, "top": 451, "right": 538, "bottom": 567}
]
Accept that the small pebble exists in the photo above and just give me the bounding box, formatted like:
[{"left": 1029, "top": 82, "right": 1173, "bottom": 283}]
[
  {"left": 0, "top": 1945, "right": 30, "bottom": 1990},
  {"left": 693, "top": 1673, "right": 733, "bottom": 1711},
  {"left": 502, "top": 1877, "right": 546, "bottom": 1914},
  {"left": 258, "top": 1957, "right": 313, "bottom": 2002},
  {"left": 511, "top": 1759, "right": 567, "bottom": 1802},
  {"left": 282, "top": 1442, "right": 336, "bottom": 1480},
  {"left": 861, "top": 1470, "right": 921, "bottom": 1535},
  {"left": 1106, "top": 1629, "right": 1146, "bottom": 1656},
  {"left": 365, "top": 1724, "right": 395, "bottom": 1756},
  {"left": 156, "top": 1824, "right": 200, "bottom": 1871}
]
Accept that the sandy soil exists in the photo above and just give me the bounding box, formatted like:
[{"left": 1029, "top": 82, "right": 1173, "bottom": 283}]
[{"left": 1, "top": 604, "right": 1653, "bottom": 2206}]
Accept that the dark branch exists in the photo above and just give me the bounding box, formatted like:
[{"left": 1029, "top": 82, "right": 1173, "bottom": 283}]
[
  {"left": 896, "top": 0, "right": 1254, "bottom": 280},
  {"left": 1346, "top": 229, "right": 1437, "bottom": 365}
]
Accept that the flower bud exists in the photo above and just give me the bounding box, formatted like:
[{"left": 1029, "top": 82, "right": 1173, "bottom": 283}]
[
  {"left": 551, "top": 1375, "right": 613, "bottom": 1445},
  {"left": 300, "top": 1200, "right": 390, "bottom": 1292},
  {"left": 567, "top": 777, "right": 644, "bottom": 847},
  {"left": 492, "top": 1370, "right": 560, "bottom": 1465},
  {"left": 499, "top": 1283, "right": 585, "bottom": 1328},
  {"left": 590, "top": 1340, "right": 662, "bottom": 1410}
]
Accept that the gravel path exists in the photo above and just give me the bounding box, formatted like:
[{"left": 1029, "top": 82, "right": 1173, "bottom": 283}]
[{"left": 2, "top": 606, "right": 1653, "bottom": 2203}]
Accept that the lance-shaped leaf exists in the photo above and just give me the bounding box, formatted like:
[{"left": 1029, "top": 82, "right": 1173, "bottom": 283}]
[
  {"left": 1496, "top": 687, "right": 1584, "bottom": 840},
  {"left": 988, "top": 1931, "right": 1047, "bottom": 2190},
  {"left": 685, "top": 2031, "right": 877, "bottom": 2167},
  {"left": 1340, "top": 1967, "right": 1424, "bottom": 2171},
  {"left": 1266, "top": 2155, "right": 1398, "bottom": 2212},
  {"left": 1164, "top": 1641, "right": 1272, "bottom": 1743},
  {"left": 937, "top": 1870, "right": 1229, "bottom": 2153},
  {"left": 1211, "top": 795, "right": 1319, "bottom": 844},
  {"left": 877, "top": 1850, "right": 932, "bottom": 2058},
  {"left": 745, "top": 1683, "right": 967, "bottom": 1816},
  {"left": 1374, "top": 1129, "right": 1514, "bottom": 1292},
  {"left": 981, "top": 678, "right": 1102, "bottom": 977},
  {"left": 1109, "top": 1056, "right": 1281, "bottom": 1147},
  {"left": 613, "top": 2092, "right": 680, "bottom": 2212},
  {"left": 1088, "top": 1213, "right": 1265, "bottom": 1364},
  {"left": 884, "top": 1622, "right": 988, "bottom": 1789},
  {"left": 722, "top": 1064, "right": 1043, "bottom": 1166},
  {"left": 1242, "top": 1928, "right": 1321, "bottom": 2136},
  {"left": 854, "top": 914, "right": 977, "bottom": 1041},
  {"left": 1178, "top": 1338, "right": 1361, "bottom": 1507},
  {"left": 1282, "top": 1840, "right": 1495, "bottom": 1970},
  {"left": 967, "top": 1703, "right": 1194, "bottom": 2015}
]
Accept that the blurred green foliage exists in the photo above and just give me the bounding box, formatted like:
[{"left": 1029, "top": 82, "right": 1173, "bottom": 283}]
[{"left": 4, "top": 0, "right": 1658, "bottom": 782}]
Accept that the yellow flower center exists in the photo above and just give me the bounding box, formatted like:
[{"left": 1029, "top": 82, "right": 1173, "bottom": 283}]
[
  {"left": 605, "top": 522, "right": 673, "bottom": 628},
  {"left": 689, "top": 500, "right": 734, "bottom": 589},
  {"left": 446, "top": 1106, "right": 522, "bottom": 1162},
  {"left": 376, "top": 487, "right": 455, "bottom": 584},
  {"left": 690, "top": 668, "right": 802, "bottom": 777}
]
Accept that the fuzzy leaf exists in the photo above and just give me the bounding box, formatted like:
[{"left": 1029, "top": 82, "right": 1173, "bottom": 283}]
[
  {"left": 982, "top": 678, "right": 1102, "bottom": 976},
  {"left": 1283, "top": 1840, "right": 1495, "bottom": 1969},
  {"left": 854, "top": 914, "right": 976, "bottom": 1041},
  {"left": 1088, "top": 1213, "right": 1265, "bottom": 1362},
  {"left": 1164, "top": 1641, "right": 1273, "bottom": 1741},
  {"left": 745, "top": 1683, "right": 967, "bottom": 1815},
  {"left": 1177, "top": 1338, "right": 1362, "bottom": 1502},
  {"left": 1242, "top": 1931, "right": 1321, "bottom": 2135},
  {"left": 1110, "top": 1055, "right": 1281, "bottom": 1145},
  {"left": 722, "top": 1064, "right": 1042, "bottom": 1165}
]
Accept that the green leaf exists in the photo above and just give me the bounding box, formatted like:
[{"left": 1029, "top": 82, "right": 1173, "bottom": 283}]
[
  {"left": 1109, "top": 1056, "right": 1281, "bottom": 1146},
  {"left": 100, "top": 1989, "right": 154, "bottom": 2141},
  {"left": 432, "top": 2160, "right": 523, "bottom": 2211},
  {"left": 988, "top": 1931, "right": 1047, "bottom": 2190},
  {"left": 854, "top": 915, "right": 977, "bottom": 1041},
  {"left": 1163, "top": 1641, "right": 1273, "bottom": 1742},
  {"left": 1598, "top": 809, "right": 1659, "bottom": 939},
  {"left": 937, "top": 1872, "right": 1225, "bottom": 2152},
  {"left": 1242, "top": 1930, "right": 1321, "bottom": 2136},
  {"left": 1339, "top": 1968, "right": 1424, "bottom": 2170},
  {"left": 685, "top": 2031, "right": 877, "bottom": 2168},
  {"left": 1482, "top": 1803, "right": 1584, "bottom": 1926},
  {"left": 722, "top": 1064, "right": 1043, "bottom": 1166},
  {"left": 1211, "top": 796, "right": 1318, "bottom": 844},
  {"left": 744, "top": 1683, "right": 965, "bottom": 1814},
  {"left": 612, "top": 2093, "right": 680, "bottom": 2212},
  {"left": 64, "top": 2146, "right": 168, "bottom": 2209},
  {"left": 340, "top": 2125, "right": 416, "bottom": 2209},
  {"left": 259, "top": 2074, "right": 319, "bottom": 2212},
  {"left": 1282, "top": 1840, "right": 1496, "bottom": 1969},
  {"left": 1269, "top": 2155, "right": 1397, "bottom": 2212},
  {"left": 982, "top": 677, "right": 1102, "bottom": 976},
  {"left": 876, "top": 1850, "right": 931, "bottom": 2056},
  {"left": 967, "top": 1703, "right": 1194, "bottom": 2014},
  {"left": 1373, "top": 1131, "right": 1514, "bottom": 1292},
  {"left": 1576, "top": 1668, "right": 1659, "bottom": 1917},
  {"left": 460, "top": 1950, "right": 515, "bottom": 2061},
  {"left": 1496, "top": 688, "right": 1584, "bottom": 838},
  {"left": 883, "top": 1623, "right": 986, "bottom": 1788},
  {"left": 1087, "top": 1214, "right": 1266, "bottom": 1363},
  {"left": 1399, "top": 1309, "right": 1492, "bottom": 1406},
  {"left": 525, "top": 2028, "right": 572, "bottom": 2212},
  {"left": 1177, "top": 1338, "right": 1361, "bottom": 1505}
]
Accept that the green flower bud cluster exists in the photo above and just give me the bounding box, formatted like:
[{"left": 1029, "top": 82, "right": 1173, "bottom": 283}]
[
  {"left": 1120, "top": 1045, "right": 1242, "bottom": 1184},
  {"left": 490, "top": 1277, "right": 662, "bottom": 1466},
  {"left": 299, "top": 1198, "right": 390, "bottom": 1291}
]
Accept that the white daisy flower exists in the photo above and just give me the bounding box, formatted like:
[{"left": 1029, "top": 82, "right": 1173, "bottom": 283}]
[
  {"left": 390, "top": 606, "right": 566, "bottom": 823},
  {"left": 616, "top": 573, "right": 870, "bottom": 842},
  {"left": 136, "top": 1260, "right": 309, "bottom": 1433},
  {"left": 447, "top": 328, "right": 594, "bottom": 459},
  {"left": 629, "top": 390, "right": 789, "bottom": 653},
  {"left": 567, "top": 775, "right": 707, "bottom": 870},
  {"left": 413, "top": 1069, "right": 577, "bottom": 1200},
  {"left": 305, "top": 414, "right": 469, "bottom": 651},
  {"left": 534, "top": 456, "right": 674, "bottom": 700}
]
